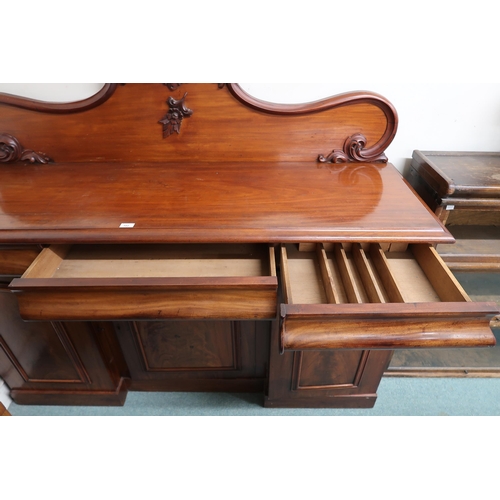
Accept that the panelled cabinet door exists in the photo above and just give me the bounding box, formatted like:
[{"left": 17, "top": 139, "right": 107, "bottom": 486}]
[
  {"left": 0, "top": 288, "right": 128, "bottom": 406},
  {"left": 114, "top": 319, "right": 271, "bottom": 393},
  {"left": 266, "top": 341, "right": 393, "bottom": 408}
]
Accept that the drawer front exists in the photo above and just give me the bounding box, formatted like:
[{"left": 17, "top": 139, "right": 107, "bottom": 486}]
[
  {"left": 10, "top": 244, "right": 278, "bottom": 320},
  {"left": 279, "top": 243, "right": 498, "bottom": 351}
]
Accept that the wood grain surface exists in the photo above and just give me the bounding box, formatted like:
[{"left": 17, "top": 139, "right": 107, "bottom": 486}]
[
  {"left": 0, "top": 84, "right": 395, "bottom": 164},
  {"left": 0, "top": 161, "right": 453, "bottom": 244}
]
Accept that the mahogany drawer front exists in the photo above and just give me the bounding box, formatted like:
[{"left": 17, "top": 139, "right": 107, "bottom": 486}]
[
  {"left": 279, "top": 243, "right": 498, "bottom": 352},
  {"left": 9, "top": 244, "right": 278, "bottom": 320},
  {"left": 0, "top": 246, "right": 41, "bottom": 276}
]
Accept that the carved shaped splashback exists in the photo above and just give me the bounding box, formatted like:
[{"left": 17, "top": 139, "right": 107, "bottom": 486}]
[{"left": 0, "top": 84, "right": 398, "bottom": 164}]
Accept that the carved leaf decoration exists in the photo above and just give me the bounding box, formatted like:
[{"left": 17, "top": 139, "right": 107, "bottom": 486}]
[
  {"left": 159, "top": 111, "right": 182, "bottom": 137},
  {"left": 158, "top": 92, "right": 193, "bottom": 138},
  {"left": 0, "top": 133, "right": 52, "bottom": 164},
  {"left": 318, "top": 133, "right": 388, "bottom": 164}
]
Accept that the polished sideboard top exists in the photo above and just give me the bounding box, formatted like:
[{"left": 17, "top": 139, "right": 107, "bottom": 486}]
[{"left": 0, "top": 160, "right": 453, "bottom": 244}]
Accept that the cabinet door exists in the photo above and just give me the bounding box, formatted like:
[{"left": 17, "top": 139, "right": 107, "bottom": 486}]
[
  {"left": 114, "top": 319, "right": 271, "bottom": 393},
  {"left": 0, "top": 288, "right": 128, "bottom": 405},
  {"left": 266, "top": 321, "right": 392, "bottom": 408}
]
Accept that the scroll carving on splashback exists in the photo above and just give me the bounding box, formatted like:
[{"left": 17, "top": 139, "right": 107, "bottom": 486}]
[
  {"left": 158, "top": 92, "right": 193, "bottom": 138},
  {"left": 0, "top": 133, "right": 52, "bottom": 164},
  {"left": 318, "top": 134, "right": 388, "bottom": 164}
]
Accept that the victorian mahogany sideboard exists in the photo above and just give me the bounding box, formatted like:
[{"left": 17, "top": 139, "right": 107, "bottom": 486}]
[{"left": 0, "top": 84, "right": 497, "bottom": 408}]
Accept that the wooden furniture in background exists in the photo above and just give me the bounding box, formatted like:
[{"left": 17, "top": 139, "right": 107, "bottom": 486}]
[
  {"left": 404, "top": 151, "right": 500, "bottom": 273},
  {"left": 0, "top": 85, "right": 497, "bottom": 408},
  {"left": 387, "top": 150, "right": 500, "bottom": 377}
]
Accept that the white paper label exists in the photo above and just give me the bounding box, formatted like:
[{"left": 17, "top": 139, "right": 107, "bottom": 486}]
[
  {"left": 119, "top": 222, "right": 135, "bottom": 228},
  {"left": 445, "top": 205, "right": 455, "bottom": 210}
]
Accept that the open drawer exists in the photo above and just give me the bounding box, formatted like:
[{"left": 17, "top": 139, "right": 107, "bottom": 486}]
[
  {"left": 9, "top": 244, "right": 278, "bottom": 320},
  {"left": 280, "top": 243, "right": 498, "bottom": 352}
]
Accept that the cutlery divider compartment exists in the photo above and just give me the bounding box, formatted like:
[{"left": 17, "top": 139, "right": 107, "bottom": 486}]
[{"left": 279, "top": 242, "right": 497, "bottom": 352}]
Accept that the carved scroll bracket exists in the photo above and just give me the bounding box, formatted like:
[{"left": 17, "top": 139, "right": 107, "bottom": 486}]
[
  {"left": 0, "top": 133, "right": 52, "bottom": 164},
  {"left": 318, "top": 133, "right": 388, "bottom": 164},
  {"left": 226, "top": 85, "right": 398, "bottom": 163},
  {"left": 158, "top": 92, "right": 193, "bottom": 138}
]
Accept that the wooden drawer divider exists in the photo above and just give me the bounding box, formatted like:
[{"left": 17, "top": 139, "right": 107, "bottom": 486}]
[{"left": 279, "top": 243, "right": 497, "bottom": 352}]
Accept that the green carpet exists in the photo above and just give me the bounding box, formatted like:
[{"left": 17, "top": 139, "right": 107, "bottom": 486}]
[{"left": 7, "top": 376, "right": 500, "bottom": 416}]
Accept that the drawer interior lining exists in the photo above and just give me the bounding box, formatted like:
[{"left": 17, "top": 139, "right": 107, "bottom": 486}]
[
  {"left": 284, "top": 247, "right": 327, "bottom": 304},
  {"left": 283, "top": 243, "right": 468, "bottom": 305},
  {"left": 24, "top": 244, "right": 275, "bottom": 279},
  {"left": 383, "top": 252, "right": 440, "bottom": 302}
]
